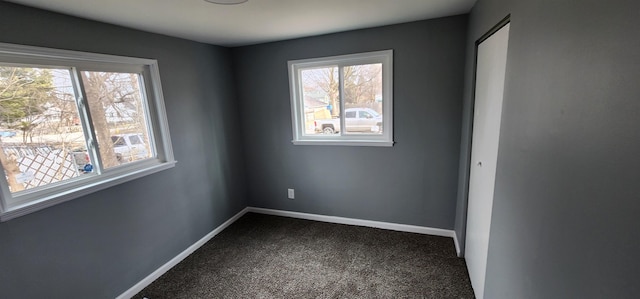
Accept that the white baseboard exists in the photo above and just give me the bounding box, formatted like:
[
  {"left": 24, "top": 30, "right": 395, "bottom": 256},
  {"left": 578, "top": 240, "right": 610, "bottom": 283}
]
[
  {"left": 116, "top": 207, "right": 250, "bottom": 299},
  {"left": 247, "top": 207, "right": 455, "bottom": 238},
  {"left": 453, "top": 231, "right": 462, "bottom": 257}
]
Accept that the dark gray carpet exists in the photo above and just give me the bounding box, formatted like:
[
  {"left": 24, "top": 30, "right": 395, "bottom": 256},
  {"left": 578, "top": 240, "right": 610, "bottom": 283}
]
[{"left": 134, "top": 213, "right": 475, "bottom": 298}]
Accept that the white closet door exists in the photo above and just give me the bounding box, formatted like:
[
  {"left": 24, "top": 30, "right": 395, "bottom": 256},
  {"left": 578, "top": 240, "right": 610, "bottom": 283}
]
[{"left": 465, "top": 22, "right": 510, "bottom": 299}]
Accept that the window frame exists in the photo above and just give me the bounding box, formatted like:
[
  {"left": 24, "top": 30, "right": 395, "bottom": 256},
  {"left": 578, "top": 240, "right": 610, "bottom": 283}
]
[
  {"left": 288, "top": 50, "right": 394, "bottom": 146},
  {"left": 0, "top": 42, "right": 175, "bottom": 221}
]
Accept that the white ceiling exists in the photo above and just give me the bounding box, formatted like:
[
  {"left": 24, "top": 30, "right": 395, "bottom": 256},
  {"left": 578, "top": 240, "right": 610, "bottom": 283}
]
[{"left": 7, "top": 0, "right": 476, "bottom": 47}]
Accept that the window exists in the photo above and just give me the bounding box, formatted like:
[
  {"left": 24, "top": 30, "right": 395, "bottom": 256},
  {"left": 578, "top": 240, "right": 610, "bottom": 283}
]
[
  {"left": 359, "top": 111, "right": 372, "bottom": 118},
  {"left": 129, "top": 135, "right": 142, "bottom": 145},
  {"left": 288, "top": 50, "right": 393, "bottom": 146},
  {"left": 0, "top": 43, "right": 175, "bottom": 221}
]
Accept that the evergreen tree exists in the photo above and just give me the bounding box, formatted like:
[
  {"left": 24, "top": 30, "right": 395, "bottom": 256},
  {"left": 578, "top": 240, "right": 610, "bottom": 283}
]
[{"left": 0, "top": 66, "right": 55, "bottom": 143}]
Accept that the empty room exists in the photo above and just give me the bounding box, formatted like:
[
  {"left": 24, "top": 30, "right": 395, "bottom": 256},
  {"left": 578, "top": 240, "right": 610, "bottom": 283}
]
[{"left": 0, "top": 0, "right": 638, "bottom": 298}]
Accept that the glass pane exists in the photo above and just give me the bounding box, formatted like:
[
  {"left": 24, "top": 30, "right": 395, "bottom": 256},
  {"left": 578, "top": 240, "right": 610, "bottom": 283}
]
[
  {"left": 129, "top": 135, "right": 142, "bottom": 145},
  {"left": 81, "top": 71, "right": 153, "bottom": 169},
  {"left": 0, "top": 66, "right": 89, "bottom": 193},
  {"left": 343, "top": 63, "right": 383, "bottom": 135},
  {"left": 300, "top": 66, "right": 340, "bottom": 135}
]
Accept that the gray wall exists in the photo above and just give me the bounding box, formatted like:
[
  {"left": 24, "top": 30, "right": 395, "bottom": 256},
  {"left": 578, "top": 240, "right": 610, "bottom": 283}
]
[
  {"left": 233, "top": 16, "right": 467, "bottom": 229},
  {"left": 0, "top": 2, "right": 247, "bottom": 298},
  {"left": 455, "top": 0, "right": 640, "bottom": 297}
]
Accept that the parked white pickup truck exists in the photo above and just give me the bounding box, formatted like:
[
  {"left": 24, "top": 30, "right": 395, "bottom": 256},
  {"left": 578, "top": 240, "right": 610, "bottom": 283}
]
[
  {"left": 70, "top": 133, "right": 149, "bottom": 172},
  {"left": 314, "top": 108, "right": 383, "bottom": 134},
  {"left": 111, "top": 133, "right": 149, "bottom": 163}
]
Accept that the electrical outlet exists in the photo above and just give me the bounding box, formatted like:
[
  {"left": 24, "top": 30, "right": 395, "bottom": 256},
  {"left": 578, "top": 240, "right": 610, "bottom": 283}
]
[{"left": 287, "top": 188, "right": 295, "bottom": 199}]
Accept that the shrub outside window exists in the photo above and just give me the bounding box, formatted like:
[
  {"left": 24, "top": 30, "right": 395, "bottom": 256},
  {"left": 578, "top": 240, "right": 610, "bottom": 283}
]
[
  {"left": 288, "top": 50, "right": 393, "bottom": 146},
  {"left": 0, "top": 43, "right": 175, "bottom": 221}
]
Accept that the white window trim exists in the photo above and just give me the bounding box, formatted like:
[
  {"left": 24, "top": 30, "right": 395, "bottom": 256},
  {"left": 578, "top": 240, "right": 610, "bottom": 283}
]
[
  {"left": 288, "top": 50, "right": 394, "bottom": 146},
  {"left": 0, "top": 42, "right": 176, "bottom": 221}
]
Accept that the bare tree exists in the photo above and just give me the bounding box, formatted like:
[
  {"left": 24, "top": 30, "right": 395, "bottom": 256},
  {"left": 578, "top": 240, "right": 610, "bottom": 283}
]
[
  {"left": 81, "top": 71, "right": 145, "bottom": 168},
  {"left": 301, "top": 64, "right": 382, "bottom": 117},
  {"left": 302, "top": 67, "right": 340, "bottom": 117},
  {"left": 343, "top": 64, "right": 382, "bottom": 105},
  {"left": 82, "top": 72, "right": 120, "bottom": 168}
]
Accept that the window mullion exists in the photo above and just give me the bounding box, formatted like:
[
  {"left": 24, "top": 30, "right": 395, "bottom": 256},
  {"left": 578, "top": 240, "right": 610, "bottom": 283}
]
[
  {"left": 138, "top": 72, "right": 158, "bottom": 158},
  {"left": 338, "top": 66, "right": 345, "bottom": 137},
  {"left": 295, "top": 67, "right": 305, "bottom": 138},
  {"left": 70, "top": 67, "right": 103, "bottom": 174}
]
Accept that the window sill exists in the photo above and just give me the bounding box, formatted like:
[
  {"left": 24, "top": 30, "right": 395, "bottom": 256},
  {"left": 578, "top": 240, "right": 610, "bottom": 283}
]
[
  {"left": 292, "top": 140, "right": 394, "bottom": 147},
  {"left": 0, "top": 160, "right": 177, "bottom": 222}
]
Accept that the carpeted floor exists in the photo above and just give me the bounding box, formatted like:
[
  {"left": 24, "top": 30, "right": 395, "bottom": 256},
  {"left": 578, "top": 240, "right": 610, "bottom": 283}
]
[{"left": 134, "top": 213, "right": 475, "bottom": 298}]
